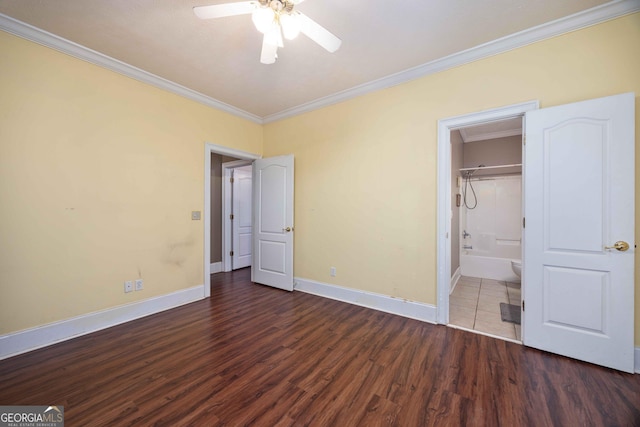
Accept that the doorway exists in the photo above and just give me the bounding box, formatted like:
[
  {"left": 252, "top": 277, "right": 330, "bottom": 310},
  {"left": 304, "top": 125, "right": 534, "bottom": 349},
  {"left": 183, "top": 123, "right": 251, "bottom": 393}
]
[
  {"left": 448, "top": 120, "right": 523, "bottom": 342},
  {"left": 436, "top": 101, "right": 539, "bottom": 332},
  {"left": 204, "top": 143, "right": 260, "bottom": 298},
  {"left": 222, "top": 161, "right": 253, "bottom": 271}
]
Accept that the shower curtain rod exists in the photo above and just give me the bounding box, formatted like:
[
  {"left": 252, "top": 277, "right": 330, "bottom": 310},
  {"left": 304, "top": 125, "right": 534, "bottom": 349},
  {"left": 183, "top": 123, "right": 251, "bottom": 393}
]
[{"left": 459, "top": 163, "right": 522, "bottom": 172}]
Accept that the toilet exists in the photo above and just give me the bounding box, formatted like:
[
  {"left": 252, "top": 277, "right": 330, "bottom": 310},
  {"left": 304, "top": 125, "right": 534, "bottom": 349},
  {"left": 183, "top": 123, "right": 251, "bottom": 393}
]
[{"left": 511, "top": 260, "right": 522, "bottom": 279}]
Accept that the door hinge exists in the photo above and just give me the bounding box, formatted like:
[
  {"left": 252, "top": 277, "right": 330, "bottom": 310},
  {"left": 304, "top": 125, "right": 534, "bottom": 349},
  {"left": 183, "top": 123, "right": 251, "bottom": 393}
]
[
  {"left": 230, "top": 214, "right": 234, "bottom": 220},
  {"left": 522, "top": 217, "right": 525, "bottom": 228},
  {"left": 523, "top": 135, "right": 526, "bottom": 145},
  {"left": 230, "top": 177, "right": 234, "bottom": 183},
  {"left": 522, "top": 300, "right": 525, "bottom": 311},
  {"left": 230, "top": 251, "right": 234, "bottom": 257}
]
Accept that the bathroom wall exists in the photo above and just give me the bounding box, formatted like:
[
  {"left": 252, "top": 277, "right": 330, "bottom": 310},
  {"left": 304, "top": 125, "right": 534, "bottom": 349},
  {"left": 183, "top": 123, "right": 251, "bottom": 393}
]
[
  {"left": 463, "top": 135, "right": 522, "bottom": 177},
  {"left": 450, "top": 130, "right": 464, "bottom": 277},
  {"left": 460, "top": 175, "right": 521, "bottom": 281},
  {"left": 462, "top": 176, "right": 522, "bottom": 256}
]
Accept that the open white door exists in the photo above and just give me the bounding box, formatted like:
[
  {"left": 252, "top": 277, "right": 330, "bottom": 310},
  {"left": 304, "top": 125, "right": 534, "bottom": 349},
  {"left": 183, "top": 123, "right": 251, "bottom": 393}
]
[
  {"left": 524, "top": 92, "right": 635, "bottom": 372},
  {"left": 252, "top": 155, "right": 294, "bottom": 291},
  {"left": 232, "top": 166, "right": 252, "bottom": 270}
]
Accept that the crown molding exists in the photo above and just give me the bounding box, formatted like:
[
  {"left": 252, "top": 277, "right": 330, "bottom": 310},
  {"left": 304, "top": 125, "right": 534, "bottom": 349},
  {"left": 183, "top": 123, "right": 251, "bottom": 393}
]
[
  {"left": 1, "top": 0, "right": 638, "bottom": 125},
  {"left": 262, "top": 0, "right": 640, "bottom": 123},
  {"left": 0, "top": 13, "right": 263, "bottom": 124}
]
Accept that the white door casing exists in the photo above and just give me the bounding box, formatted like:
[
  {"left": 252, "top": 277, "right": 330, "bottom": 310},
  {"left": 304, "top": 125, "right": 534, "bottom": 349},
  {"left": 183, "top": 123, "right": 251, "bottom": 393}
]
[
  {"left": 252, "top": 155, "right": 294, "bottom": 291},
  {"left": 232, "top": 166, "right": 253, "bottom": 269},
  {"left": 436, "top": 101, "right": 539, "bottom": 325},
  {"left": 204, "top": 143, "right": 260, "bottom": 298},
  {"left": 524, "top": 92, "right": 635, "bottom": 373}
]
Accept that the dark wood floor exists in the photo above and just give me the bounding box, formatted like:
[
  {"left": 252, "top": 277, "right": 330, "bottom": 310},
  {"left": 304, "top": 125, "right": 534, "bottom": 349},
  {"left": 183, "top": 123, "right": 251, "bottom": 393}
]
[{"left": 1, "top": 268, "right": 639, "bottom": 426}]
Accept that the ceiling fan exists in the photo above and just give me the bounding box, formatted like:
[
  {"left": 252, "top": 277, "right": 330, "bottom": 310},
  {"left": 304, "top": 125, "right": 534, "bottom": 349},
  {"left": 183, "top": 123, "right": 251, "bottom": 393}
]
[{"left": 194, "top": 0, "right": 342, "bottom": 64}]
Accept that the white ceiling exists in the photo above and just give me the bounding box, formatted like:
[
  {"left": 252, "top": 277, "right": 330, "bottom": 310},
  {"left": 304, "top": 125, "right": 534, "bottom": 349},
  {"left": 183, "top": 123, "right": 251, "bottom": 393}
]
[{"left": 0, "top": 0, "right": 627, "bottom": 121}]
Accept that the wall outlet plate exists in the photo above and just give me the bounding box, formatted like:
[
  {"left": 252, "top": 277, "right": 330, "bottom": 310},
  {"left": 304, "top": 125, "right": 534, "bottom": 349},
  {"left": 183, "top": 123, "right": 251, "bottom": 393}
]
[
  {"left": 135, "top": 279, "right": 144, "bottom": 291},
  {"left": 124, "top": 281, "right": 133, "bottom": 293}
]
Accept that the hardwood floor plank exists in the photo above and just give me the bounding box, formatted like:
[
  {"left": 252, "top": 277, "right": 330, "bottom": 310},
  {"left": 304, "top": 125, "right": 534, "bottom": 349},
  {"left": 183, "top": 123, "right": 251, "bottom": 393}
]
[{"left": 1, "top": 267, "right": 639, "bottom": 426}]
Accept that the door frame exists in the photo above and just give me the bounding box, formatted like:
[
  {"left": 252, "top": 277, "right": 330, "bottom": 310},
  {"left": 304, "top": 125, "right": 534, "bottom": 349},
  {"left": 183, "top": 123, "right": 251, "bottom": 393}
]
[
  {"left": 222, "top": 160, "right": 253, "bottom": 272},
  {"left": 436, "top": 101, "right": 538, "bottom": 324},
  {"left": 204, "top": 143, "right": 260, "bottom": 298}
]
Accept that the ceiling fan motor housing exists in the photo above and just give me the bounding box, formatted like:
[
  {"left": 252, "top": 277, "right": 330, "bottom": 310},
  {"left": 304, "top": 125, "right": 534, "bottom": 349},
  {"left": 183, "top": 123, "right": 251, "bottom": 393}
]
[{"left": 259, "top": 0, "right": 295, "bottom": 14}]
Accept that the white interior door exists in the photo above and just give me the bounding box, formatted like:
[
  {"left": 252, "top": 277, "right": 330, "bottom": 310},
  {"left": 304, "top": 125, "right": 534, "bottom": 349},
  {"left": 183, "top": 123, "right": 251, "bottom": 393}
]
[
  {"left": 524, "top": 92, "right": 635, "bottom": 372},
  {"left": 232, "top": 166, "right": 252, "bottom": 270},
  {"left": 252, "top": 155, "right": 294, "bottom": 291}
]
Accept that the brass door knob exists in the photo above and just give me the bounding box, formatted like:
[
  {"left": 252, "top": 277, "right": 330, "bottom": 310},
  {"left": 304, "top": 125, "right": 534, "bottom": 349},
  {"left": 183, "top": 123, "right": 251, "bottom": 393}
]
[
  {"left": 604, "top": 241, "right": 629, "bottom": 251},
  {"left": 283, "top": 227, "right": 292, "bottom": 232}
]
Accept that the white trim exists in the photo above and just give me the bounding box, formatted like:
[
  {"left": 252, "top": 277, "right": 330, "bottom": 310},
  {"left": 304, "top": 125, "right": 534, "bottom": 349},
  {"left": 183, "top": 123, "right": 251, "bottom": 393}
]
[
  {"left": 294, "top": 277, "right": 437, "bottom": 324},
  {"left": 204, "top": 143, "right": 261, "bottom": 297},
  {"left": 2, "top": 1, "right": 638, "bottom": 124},
  {"left": 450, "top": 266, "right": 461, "bottom": 294},
  {"left": 635, "top": 347, "right": 640, "bottom": 373},
  {"left": 436, "top": 101, "right": 539, "bottom": 325},
  {"left": 0, "top": 14, "right": 262, "bottom": 124},
  {"left": 210, "top": 262, "right": 222, "bottom": 274},
  {"left": 0, "top": 285, "right": 204, "bottom": 360}
]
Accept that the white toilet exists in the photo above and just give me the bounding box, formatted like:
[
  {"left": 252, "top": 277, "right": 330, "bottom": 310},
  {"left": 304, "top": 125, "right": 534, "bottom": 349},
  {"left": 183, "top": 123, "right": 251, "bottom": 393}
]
[{"left": 511, "top": 260, "right": 522, "bottom": 279}]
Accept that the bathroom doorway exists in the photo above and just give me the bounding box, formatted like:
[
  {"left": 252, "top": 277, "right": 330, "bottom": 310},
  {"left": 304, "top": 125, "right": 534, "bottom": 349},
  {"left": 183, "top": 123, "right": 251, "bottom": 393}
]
[
  {"left": 435, "top": 101, "right": 538, "bottom": 342},
  {"left": 449, "top": 120, "right": 523, "bottom": 341}
]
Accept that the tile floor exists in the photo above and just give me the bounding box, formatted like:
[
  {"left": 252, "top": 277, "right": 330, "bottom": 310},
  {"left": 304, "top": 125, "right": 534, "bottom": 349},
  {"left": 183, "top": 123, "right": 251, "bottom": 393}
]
[{"left": 449, "top": 276, "right": 522, "bottom": 341}]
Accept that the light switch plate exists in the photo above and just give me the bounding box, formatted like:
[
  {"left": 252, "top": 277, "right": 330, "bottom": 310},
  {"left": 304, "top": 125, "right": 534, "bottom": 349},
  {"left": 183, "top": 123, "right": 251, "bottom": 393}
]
[{"left": 191, "top": 211, "right": 201, "bottom": 220}]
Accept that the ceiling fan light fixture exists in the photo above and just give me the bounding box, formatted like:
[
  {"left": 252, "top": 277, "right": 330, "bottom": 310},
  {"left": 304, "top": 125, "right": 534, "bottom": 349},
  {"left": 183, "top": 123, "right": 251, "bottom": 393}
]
[
  {"left": 251, "top": 6, "right": 275, "bottom": 33},
  {"left": 195, "top": 0, "right": 342, "bottom": 64},
  {"left": 264, "top": 22, "right": 284, "bottom": 48},
  {"left": 279, "top": 13, "right": 300, "bottom": 40}
]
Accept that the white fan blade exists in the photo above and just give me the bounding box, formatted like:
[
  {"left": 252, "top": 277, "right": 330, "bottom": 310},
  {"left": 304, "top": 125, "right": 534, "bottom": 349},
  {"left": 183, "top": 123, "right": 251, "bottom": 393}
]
[
  {"left": 297, "top": 12, "right": 341, "bottom": 53},
  {"left": 193, "top": 1, "right": 256, "bottom": 19},
  {"left": 261, "top": 34, "right": 278, "bottom": 64}
]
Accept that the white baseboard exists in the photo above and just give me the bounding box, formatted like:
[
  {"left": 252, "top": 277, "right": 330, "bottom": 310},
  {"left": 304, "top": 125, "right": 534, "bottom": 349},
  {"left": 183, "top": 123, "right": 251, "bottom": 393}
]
[
  {"left": 450, "top": 266, "right": 461, "bottom": 294},
  {"left": 0, "top": 284, "right": 205, "bottom": 360},
  {"left": 294, "top": 277, "right": 437, "bottom": 324},
  {"left": 210, "top": 262, "right": 222, "bottom": 274},
  {"left": 635, "top": 347, "right": 640, "bottom": 374}
]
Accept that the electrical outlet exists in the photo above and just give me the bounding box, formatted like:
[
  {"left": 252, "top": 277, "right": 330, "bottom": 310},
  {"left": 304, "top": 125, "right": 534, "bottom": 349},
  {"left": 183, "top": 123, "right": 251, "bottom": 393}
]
[
  {"left": 330, "top": 267, "right": 336, "bottom": 277},
  {"left": 135, "top": 279, "right": 144, "bottom": 291},
  {"left": 124, "top": 281, "right": 133, "bottom": 293}
]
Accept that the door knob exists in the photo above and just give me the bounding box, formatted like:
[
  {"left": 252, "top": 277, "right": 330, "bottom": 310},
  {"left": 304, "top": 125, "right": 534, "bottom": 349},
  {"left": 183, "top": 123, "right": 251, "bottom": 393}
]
[
  {"left": 604, "top": 241, "right": 629, "bottom": 251},
  {"left": 283, "top": 227, "right": 292, "bottom": 232}
]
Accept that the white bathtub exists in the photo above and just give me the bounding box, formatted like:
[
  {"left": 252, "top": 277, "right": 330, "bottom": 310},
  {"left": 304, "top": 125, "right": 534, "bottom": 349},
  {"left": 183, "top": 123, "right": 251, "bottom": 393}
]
[{"left": 460, "top": 252, "right": 520, "bottom": 283}]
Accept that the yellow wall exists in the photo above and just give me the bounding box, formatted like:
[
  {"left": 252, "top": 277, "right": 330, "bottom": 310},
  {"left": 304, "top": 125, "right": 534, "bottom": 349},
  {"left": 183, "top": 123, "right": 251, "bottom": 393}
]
[
  {"left": 0, "top": 31, "right": 262, "bottom": 334},
  {"left": 263, "top": 14, "right": 640, "bottom": 343}
]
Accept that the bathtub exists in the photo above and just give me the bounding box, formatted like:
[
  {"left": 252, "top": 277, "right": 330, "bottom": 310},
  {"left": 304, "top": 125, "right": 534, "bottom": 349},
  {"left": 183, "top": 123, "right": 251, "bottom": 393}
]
[{"left": 460, "top": 251, "right": 520, "bottom": 283}]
